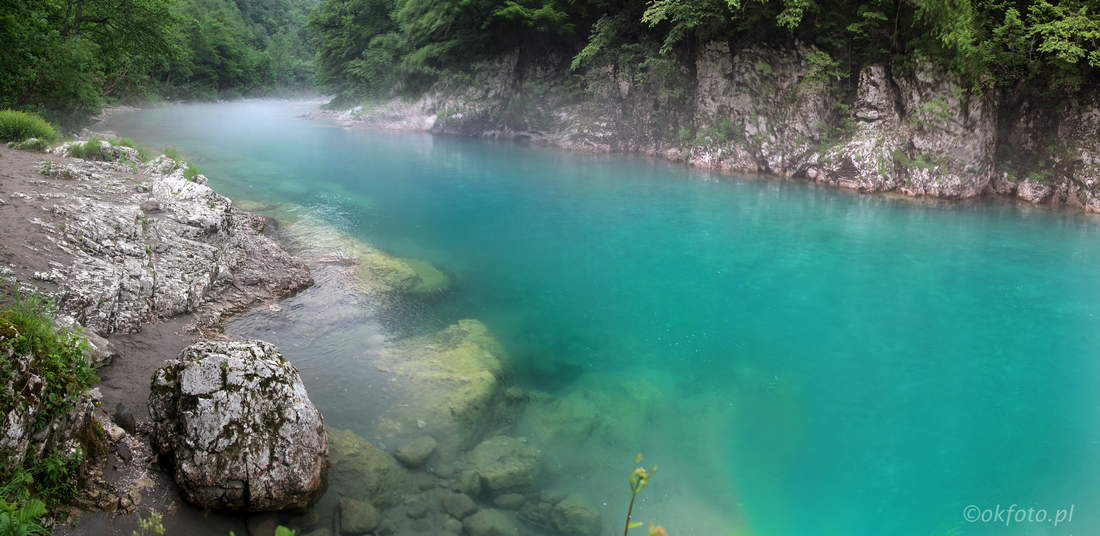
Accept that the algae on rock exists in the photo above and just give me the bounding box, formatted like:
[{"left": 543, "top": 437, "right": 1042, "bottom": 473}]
[{"left": 373, "top": 319, "right": 519, "bottom": 463}]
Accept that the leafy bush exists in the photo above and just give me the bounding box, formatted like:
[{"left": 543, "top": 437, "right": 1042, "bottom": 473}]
[
  {"left": 0, "top": 498, "right": 47, "bottom": 536},
  {"left": 0, "top": 285, "right": 97, "bottom": 432},
  {"left": 31, "top": 450, "right": 82, "bottom": 501},
  {"left": 0, "top": 111, "right": 59, "bottom": 144}
]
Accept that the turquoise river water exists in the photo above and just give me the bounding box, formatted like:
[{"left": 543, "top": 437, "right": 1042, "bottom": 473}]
[{"left": 110, "top": 101, "right": 1100, "bottom": 536}]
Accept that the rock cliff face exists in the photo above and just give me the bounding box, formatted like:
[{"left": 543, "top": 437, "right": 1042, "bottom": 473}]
[{"left": 326, "top": 43, "right": 1100, "bottom": 213}]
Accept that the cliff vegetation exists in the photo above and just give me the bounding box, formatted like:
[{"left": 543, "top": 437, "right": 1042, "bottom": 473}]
[{"left": 309, "top": 0, "right": 1100, "bottom": 104}]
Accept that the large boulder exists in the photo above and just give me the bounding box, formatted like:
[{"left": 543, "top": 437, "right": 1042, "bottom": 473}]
[{"left": 149, "top": 340, "right": 328, "bottom": 511}]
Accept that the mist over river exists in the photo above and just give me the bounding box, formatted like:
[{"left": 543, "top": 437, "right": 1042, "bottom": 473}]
[{"left": 110, "top": 101, "right": 1100, "bottom": 536}]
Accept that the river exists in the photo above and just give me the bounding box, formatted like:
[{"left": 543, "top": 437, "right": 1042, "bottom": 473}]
[{"left": 109, "top": 100, "right": 1100, "bottom": 536}]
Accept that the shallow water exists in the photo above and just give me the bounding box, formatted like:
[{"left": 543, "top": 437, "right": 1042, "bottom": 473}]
[{"left": 111, "top": 101, "right": 1100, "bottom": 536}]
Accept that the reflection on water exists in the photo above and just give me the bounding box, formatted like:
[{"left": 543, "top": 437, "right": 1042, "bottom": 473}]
[{"left": 111, "top": 101, "right": 1100, "bottom": 536}]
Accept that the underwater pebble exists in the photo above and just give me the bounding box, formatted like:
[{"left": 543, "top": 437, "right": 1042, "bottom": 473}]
[
  {"left": 444, "top": 493, "right": 479, "bottom": 519},
  {"left": 374, "top": 519, "right": 396, "bottom": 536},
  {"left": 443, "top": 517, "right": 464, "bottom": 533},
  {"left": 405, "top": 498, "right": 428, "bottom": 520},
  {"left": 417, "top": 419, "right": 427, "bottom": 429}
]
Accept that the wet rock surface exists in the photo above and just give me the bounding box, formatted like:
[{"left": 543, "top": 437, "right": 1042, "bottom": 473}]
[{"left": 149, "top": 340, "right": 329, "bottom": 511}]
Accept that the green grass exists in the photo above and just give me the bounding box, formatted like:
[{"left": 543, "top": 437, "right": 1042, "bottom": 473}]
[
  {"left": 0, "top": 111, "right": 60, "bottom": 144},
  {"left": 66, "top": 137, "right": 155, "bottom": 163},
  {"left": 67, "top": 137, "right": 113, "bottom": 161},
  {"left": 110, "top": 137, "right": 154, "bottom": 162},
  {"left": 184, "top": 164, "right": 202, "bottom": 181},
  {"left": 160, "top": 146, "right": 204, "bottom": 180}
]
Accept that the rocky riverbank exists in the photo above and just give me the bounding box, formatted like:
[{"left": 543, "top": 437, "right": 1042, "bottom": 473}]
[
  {"left": 312, "top": 44, "right": 1100, "bottom": 215},
  {"left": 0, "top": 141, "right": 314, "bottom": 534}
]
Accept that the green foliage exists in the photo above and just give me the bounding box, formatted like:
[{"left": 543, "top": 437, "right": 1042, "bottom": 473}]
[
  {"left": 0, "top": 498, "right": 47, "bottom": 536},
  {"left": 31, "top": 450, "right": 82, "bottom": 501},
  {"left": 641, "top": 0, "right": 734, "bottom": 55},
  {"left": 160, "top": 0, "right": 317, "bottom": 99},
  {"left": 0, "top": 112, "right": 59, "bottom": 144},
  {"left": 894, "top": 150, "right": 937, "bottom": 170},
  {"left": 11, "top": 139, "right": 50, "bottom": 153},
  {"left": 132, "top": 510, "right": 165, "bottom": 536},
  {"left": 112, "top": 138, "right": 155, "bottom": 162},
  {"left": 0, "top": 284, "right": 98, "bottom": 516},
  {"left": 68, "top": 138, "right": 114, "bottom": 162},
  {"left": 0, "top": 285, "right": 98, "bottom": 435},
  {"left": 800, "top": 50, "right": 843, "bottom": 93},
  {"left": 184, "top": 165, "right": 203, "bottom": 182},
  {"left": 0, "top": 0, "right": 315, "bottom": 127},
  {"left": 907, "top": 94, "right": 955, "bottom": 130}
]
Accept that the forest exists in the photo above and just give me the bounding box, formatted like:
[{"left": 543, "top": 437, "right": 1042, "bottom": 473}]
[
  {"left": 310, "top": 0, "right": 1100, "bottom": 104},
  {"left": 4, "top": 0, "right": 1100, "bottom": 128},
  {"left": 0, "top": 0, "right": 317, "bottom": 128}
]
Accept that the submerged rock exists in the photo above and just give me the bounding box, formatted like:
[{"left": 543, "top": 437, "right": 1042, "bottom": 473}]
[
  {"left": 375, "top": 320, "right": 520, "bottom": 462},
  {"left": 460, "top": 436, "right": 541, "bottom": 493},
  {"left": 393, "top": 435, "right": 437, "bottom": 468},
  {"left": 319, "top": 427, "right": 413, "bottom": 520},
  {"left": 149, "top": 340, "right": 328, "bottom": 511},
  {"left": 551, "top": 494, "right": 602, "bottom": 535},
  {"left": 463, "top": 509, "right": 520, "bottom": 536},
  {"left": 339, "top": 498, "right": 380, "bottom": 535}
]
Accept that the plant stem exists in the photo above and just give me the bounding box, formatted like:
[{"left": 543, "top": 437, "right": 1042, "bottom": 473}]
[{"left": 623, "top": 490, "right": 638, "bottom": 536}]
